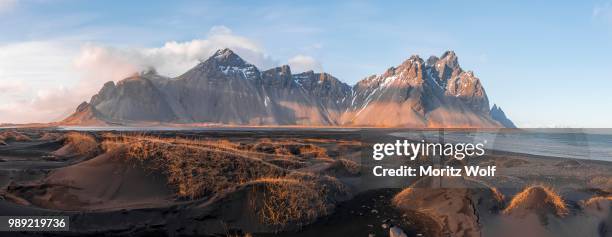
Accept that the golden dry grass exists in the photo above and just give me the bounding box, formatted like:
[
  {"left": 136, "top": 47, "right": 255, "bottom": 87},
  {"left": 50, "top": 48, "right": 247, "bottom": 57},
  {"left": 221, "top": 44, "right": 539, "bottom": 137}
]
[
  {"left": 325, "top": 158, "right": 360, "bottom": 176},
  {"left": 60, "top": 132, "right": 99, "bottom": 156},
  {"left": 102, "top": 136, "right": 287, "bottom": 199},
  {"left": 391, "top": 177, "right": 505, "bottom": 214},
  {"left": 99, "top": 133, "right": 352, "bottom": 227},
  {"left": 248, "top": 138, "right": 329, "bottom": 159},
  {"left": 102, "top": 134, "right": 318, "bottom": 162},
  {"left": 391, "top": 187, "right": 416, "bottom": 208},
  {"left": 503, "top": 185, "right": 568, "bottom": 217},
  {"left": 0, "top": 132, "right": 353, "bottom": 232},
  {"left": 584, "top": 196, "right": 612, "bottom": 207},
  {"left": 581, "top": 196, "right": 611, "bottom": 217},
  {"left": 248, "top": 173, "right": 348, "bottom": 228},
  {"left": 490, "top": 187, "right": 505, "bottom": 203}
]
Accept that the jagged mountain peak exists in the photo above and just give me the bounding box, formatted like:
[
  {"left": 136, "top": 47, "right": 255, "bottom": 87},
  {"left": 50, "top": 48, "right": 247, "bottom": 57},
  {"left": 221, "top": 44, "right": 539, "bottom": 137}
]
[
  {"left": 212, "top": 48, "right": 239, "bottom": 59},
  {"left": 183, "top": 48, "right": 261, "bottom": 81},
  {"left": 294, "top": 70, "right": 346, "bottom": 87},
  {"left": 64, "top": 49, "right": 515, "bottom": 128},
  {"left": 441, "top": 50, "right": 457, "bottom": 59},
  {"left": 434, "top": 50, "right": 459, "bottom": 69},
  {"left": 400, "top": 55, "right": 425, "bottom": 67},
  {"left": 295, "top": 70, "right": 316, "bottom": 77},
  {"left": 271, "top": 65, "right": 292, "bottom": 75},
  {"left": 438, "top": 50, "right": 461, "bottom": 69},
  {"left": 206, "top": 48, "right": 250, "bottom": 68},
  {"left": 261, "top": 65, "right": 294, "bottom": 88},
  {"left": 61, "top": 101, "right": 110, "bottom": 126},
  {"left": 426, "top": 56, "right": 440, "bottom": 66},
  {"left": 490, "top": 104, "right": 517, "bottom": 128},
  {"left": 317, "top": 71, "right": 339, "bottom": 81},
  {"left": 102, "top": 81, "right": 115, "bottom": 88}
]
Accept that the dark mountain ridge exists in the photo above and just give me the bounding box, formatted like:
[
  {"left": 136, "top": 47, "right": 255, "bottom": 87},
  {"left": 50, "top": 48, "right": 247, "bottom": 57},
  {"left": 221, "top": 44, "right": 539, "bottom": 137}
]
[{"left": 63, "top": 48, "right": 515, "bottom": 128}]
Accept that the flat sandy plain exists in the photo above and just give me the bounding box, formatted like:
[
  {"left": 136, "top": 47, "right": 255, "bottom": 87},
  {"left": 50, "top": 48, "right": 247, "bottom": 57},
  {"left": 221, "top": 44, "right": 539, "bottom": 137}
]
[{"left": 0, "top": 128, "right": 610, "bottom": 237}]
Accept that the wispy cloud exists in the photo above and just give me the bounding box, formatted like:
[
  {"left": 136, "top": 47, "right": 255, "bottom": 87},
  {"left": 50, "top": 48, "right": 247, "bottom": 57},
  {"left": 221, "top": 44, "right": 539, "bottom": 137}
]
[
  {"left": 76, "top": 25, "right": 278, "bottom": 78},
  {"left": 288, "top": 55, "right": 323, "bottom": 73},
  {"left": 0, "top": 26, "right": 281, "bottom": 123},
  {"left": 593, "top": 2, "right": 612, "bottom": 24}
]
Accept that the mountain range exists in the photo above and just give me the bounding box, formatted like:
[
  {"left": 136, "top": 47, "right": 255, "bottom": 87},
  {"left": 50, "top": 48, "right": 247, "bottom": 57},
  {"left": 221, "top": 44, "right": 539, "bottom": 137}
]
[{"left": 62, "top": 48, "right": 516, "bottom": 128}]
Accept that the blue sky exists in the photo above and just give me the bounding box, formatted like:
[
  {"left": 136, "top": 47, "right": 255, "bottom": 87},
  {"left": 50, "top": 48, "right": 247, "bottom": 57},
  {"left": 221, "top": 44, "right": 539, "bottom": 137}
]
[{"left": 0, "top": 0, "right": 611, "bottom": 127}]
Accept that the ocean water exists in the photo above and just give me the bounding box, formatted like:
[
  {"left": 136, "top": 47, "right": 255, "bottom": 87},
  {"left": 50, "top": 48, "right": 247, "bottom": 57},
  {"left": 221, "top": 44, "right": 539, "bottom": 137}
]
[{"left": 391, "top": 129, "right": 612, "bottom": 162}]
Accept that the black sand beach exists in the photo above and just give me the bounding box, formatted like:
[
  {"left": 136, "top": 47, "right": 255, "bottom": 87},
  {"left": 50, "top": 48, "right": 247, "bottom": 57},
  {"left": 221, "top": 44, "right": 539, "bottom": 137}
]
[{"left": 0, "top": 128, "right": 610, "bottom": 237}]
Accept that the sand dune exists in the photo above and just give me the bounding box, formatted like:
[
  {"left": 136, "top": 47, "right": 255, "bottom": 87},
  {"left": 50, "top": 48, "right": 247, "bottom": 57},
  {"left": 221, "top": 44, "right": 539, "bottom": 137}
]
[
  {"left": 0, "top": 130, "right": 32, "bottom": 145},
  {"left": 0, "top": 129, "right": 610, "bottom": 236},
  {"left": 51, "top": 132, "right": 100, "bottom": 159},
  {"left": 503, "top": 185, "right": 568, "bottom": 218},
  {"left": 393, "top": 177, "right": 504, "bottom": 237},
  {"left": 7, "top": 149, "right": 174, "bottom": 210}
]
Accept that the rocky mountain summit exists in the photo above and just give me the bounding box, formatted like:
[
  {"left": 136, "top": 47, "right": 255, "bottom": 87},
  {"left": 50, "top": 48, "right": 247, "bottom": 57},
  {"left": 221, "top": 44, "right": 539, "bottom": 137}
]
[
  {"left": 63, "top": 48, "right": 515, "bottom": 128},
  {"left": 490, "top": 104, "right": 517, "bottom": 128}
]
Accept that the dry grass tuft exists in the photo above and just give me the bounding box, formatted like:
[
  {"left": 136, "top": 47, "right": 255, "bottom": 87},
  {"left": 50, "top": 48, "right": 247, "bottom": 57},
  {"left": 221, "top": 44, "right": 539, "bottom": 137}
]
[
  {"left": 55, "top": 132, "right": 99, "bottom": 157},
  {"left": 103, "top": 134, "right": 308, "bottom": 162},
  {"left": 249, "top": 139, "right": 329, "bottom": 159},
  {"left": 584, "top": 196, "right": 612, "bottom": 207},
  {"left": 490, "top": 187, "right": 506, "bottom": 203},
  {"left": 248, "top": 173, "right": 348, "bottom": 229},
  {"left": 98, "top": 133, "right": 352, "bottom": 229},
  {"left": 330, "top": 158, "right": 360, "bottom": 175},
  {"left": 102, "top": 136, "right": 287, "bottom": 199},
  {"left": 503, "top": 185, "right": 568, "bottom": 217},
  {"left": 582, "top": 196, "right": 611, "bottom": 217},
  {"left": 392, "top": 187, "right": 415, "bottom": 205}
]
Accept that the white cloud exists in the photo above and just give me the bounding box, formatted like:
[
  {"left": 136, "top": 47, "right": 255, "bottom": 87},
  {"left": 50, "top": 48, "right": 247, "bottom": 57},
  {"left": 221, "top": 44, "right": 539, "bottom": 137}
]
[
  {"left": 0, "top": 41, "right": 82, "bottom": 123},
  {"left": 75, "top": 26, "right": 277, "bottom": 78},
  {"left": 287, "top": 54, "right": 323, "bottom": 73},
  {"left": 0, "top": 86, "right": 83, "bottom": 124},
  {"left": 0, "top": 0, "right": 16, "bottom": 13},
  {"left": 0, "top": 26, "right": 278, "bottom": 123}
]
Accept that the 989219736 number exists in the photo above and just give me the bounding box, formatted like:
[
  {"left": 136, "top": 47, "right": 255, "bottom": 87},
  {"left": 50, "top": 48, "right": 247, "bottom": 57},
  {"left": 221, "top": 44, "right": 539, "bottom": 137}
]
[
  {"left": 1, "top": 216, "right": 69, "bottom": 231},
  {"left": 8, "top": 218, "right": 66, "bottom": 228}
]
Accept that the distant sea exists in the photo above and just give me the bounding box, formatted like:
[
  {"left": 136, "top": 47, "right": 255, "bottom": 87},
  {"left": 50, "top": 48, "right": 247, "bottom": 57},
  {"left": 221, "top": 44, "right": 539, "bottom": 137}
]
[
  {"left": 55, "top": 126, "right": 612, "bottom": 162},
  {"left": 392, "top": 129, "right": 612, "bottom": 162}
]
